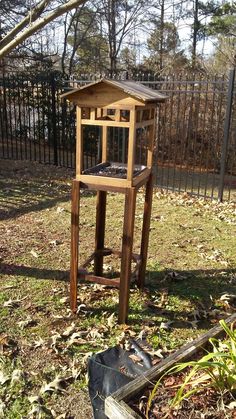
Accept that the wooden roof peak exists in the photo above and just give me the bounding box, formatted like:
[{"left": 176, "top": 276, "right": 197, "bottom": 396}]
[{"left": 61, "top": 78, "right": 167, "bottom": 104}]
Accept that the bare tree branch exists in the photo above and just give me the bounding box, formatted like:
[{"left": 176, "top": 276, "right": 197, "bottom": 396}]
[
  {"left": 0, "top": 0, "right": 88, "bottom": 59},
  {"left": 0, "top": 0, "right": 52, "bottom": 49}
]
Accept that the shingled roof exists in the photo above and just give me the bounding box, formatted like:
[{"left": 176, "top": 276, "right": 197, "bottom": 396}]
[{"left": 61, "top": 78, "right": 167, "bottom": 103}]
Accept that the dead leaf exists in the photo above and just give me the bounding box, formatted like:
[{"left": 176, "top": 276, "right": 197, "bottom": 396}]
[
  {"left": 49, "top": 239, "right": 62, "bottom": 246},
  {"left": 40, "top": 375, "right": 68, "bottom": 394},
  {"left": 33, "top": 337, "right": 45, "bottom": 349},
  {"left": 107, "top": 312, "right": 116, "bottom": 329},
  {"left": 56, "top": 207, "right": 65, "bottom": 213},
  {"left": 28, "top": 395, "right": 42, "bottom": 404},
  {"left": 30, "top": 249, "right": 39, "bottom": 258},
  {"left": 0, "top": 371, "right": 10, "bottom": 385},
  {"left": 160, "top": 321, "right": 173, "bottom": 330},
  {"left": 18, "top": 317, "right": 35, "bottom": 329},
  {"left": 66, "top": 332, "right": 88, "bottom": 347},
  {"left": 0, "top": 400, "right": 6, "bottom": 418},
  {"left": 77, "top": 304, "right": 87, "bottom": 314},
  {"left": 11, "top": 369, "right": 24, "bottom": 384},
  {"left": 62, "top": 322, "right": 76, "bottom": 337},
  {"left": 164, "top": 376, "right": 176, "bottom": 387},
  {"left": 3, "top": 298, "right": 21, "bottom": 308},
  {"left": 227, "top": 401, "right": 236, "bottom": 410}
]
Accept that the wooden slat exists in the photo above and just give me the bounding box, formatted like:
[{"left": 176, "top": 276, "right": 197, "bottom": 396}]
[
  {"left": 76, "top": 107, "right": 83, "bottom": 175},
  {"left": 118, "top": 187, "right": 137, "bottom": 323},
  {"left": 81, "top": 119, "right": 130, "bottom": 128},
  {"left": 137, "top": 172, "right": 153, "bottom": 288},
  {"left": 81, "top": 274, "right": 120, "bottom": 287},
  {"left": 94, "top": 191, "right": 107, "bottom": 276},
  {"left": 102, "top": 125, "right": 108, "bottom": 161},
  {"left": 105, "top": 312, "right": 236, "bottom": 419},
  {"left": 127, "top": 109, "right": 136, "bottom": 181},
  {"left": 78, "top": 174, "right": 131, "bottom": 188},
  {"left": 70, "top": 180, "right": 80, "bottom": 313},
  {"left": 132, "top": 168, "right": 151, "bottom": 187}
]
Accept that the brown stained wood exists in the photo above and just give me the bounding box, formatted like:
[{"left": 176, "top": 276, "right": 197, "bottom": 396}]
[
  {"left": 94, "top": 191, "right": 107, "bottom": 276},
  {"left": 80, "top": 181, "right": 129, "bottom": 194},
  {"left": 137, "top": 172, "right": 153, "bottom": 288},
  {"left": 105, "top": 312, "right": 236, "bottom": 419},
  {"left": 70, "top": 180, "right": 80, "bottom": 313},
  {"left": 61, "top": 80, "right": 167, "bottom": 105},
  {"left": 132, "top": 168, "right": 151, "bottom": 187},
  {"left": 127, "top": 109, "right": 136, "bottom": 181},
  {"left": 118, "top": 187, "right": 137, "bottom": 324},
  {"left": 78, "top": 174, "right": 131, "bottom": 189},
  {"left": 80, "top": 274, "right": 120, "bottom": 287},
  {"left": 76, "top": 107, "right": 83, "bottom": 176},
  {"left": 102, "top": 125, "right": 108, "bottom": 162}
]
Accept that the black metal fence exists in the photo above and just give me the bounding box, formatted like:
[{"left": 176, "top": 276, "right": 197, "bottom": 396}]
[{"left": 0, "top": 70, "right": 235, "bottom": 202}]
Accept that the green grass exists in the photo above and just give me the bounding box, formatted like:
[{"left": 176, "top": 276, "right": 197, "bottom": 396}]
[{"left": 0, "top": 159, "right": 236, "bottom": 418}]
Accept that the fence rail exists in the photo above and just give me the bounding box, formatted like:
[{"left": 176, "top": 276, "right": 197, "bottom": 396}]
[{"left": 0, "top": 70, "right": 235, "bottom": 202}]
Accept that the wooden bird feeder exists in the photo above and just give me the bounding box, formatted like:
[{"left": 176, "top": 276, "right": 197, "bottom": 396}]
[{"left": 61, "top": 79, "right": 167, "bottom": 323}]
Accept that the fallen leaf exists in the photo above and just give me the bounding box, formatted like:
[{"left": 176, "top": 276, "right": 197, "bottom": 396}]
[
  {"left": 62, "top": 322, "right": 76, "bottom": 337},
  {"left": 30, "top": 249, "right": 39, "bottom": 258},
  {"left": 0, "top": 371, "right": 10, "bottom": 385},
  {"left": 0, "top": 400, "right": 6, "bottom": 418},
  {"left": 107, "top": 312, "right": 116, "bottom": 329},
  {"left": 160, "top": 321, "right": 173, "bottom": 330},
  {"left": 28, "top": 395, "right": 42, "bottom": 404},
  {"left": 11, "top": 369, "right": 24, "bottom": 384},
  {"left": 18, "top": 318, "right": 35, "bottom": 329},
  {"left": 40, "top": 376, "right": 68, "bottom": 394},
  {"left": 33, "top": 337, "right": 45, "bottom": 349}
]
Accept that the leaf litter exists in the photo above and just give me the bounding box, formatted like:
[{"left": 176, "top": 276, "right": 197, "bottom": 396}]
[{"left": 0, "top": 160, "right": 236, "bottom": 418}]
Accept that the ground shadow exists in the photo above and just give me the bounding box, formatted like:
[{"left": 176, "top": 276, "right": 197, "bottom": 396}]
[{"left": 1, "top": 263, "right": 235, "bottom": 329}]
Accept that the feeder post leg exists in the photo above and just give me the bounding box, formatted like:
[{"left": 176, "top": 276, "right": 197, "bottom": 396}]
[
  {"left": 70, "top": 180, "right": 80, "bottom": 313},
  {"left": 118, "top": 187, "right": 137, "bottom": 324},
  {"left": 137, "top": 172, "right": 154, "bottom": 289},
  {"left": 94, "top": 190, "right": 107, "bottom": 276}
]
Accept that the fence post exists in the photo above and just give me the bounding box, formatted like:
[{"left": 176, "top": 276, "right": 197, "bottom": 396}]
[
  {"left": 51, "top": 72, "right": 58, "bottom": 166},
  {"left": 218, "top": 68, "right": 235, "bottom": 202}
]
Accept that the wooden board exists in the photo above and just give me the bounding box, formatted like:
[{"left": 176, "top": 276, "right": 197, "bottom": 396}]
[{"left": 105, "top": 312, "right": 236, "bottom": 418}]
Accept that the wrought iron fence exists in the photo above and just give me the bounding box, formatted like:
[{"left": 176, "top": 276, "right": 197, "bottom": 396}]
[{"left": 0, "top": 70, "right": 235, "bottom": 202}]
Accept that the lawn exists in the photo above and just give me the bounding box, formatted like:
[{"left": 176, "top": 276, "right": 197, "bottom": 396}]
[{"left": 0, "top": 159, "right": 236, "bottom": 418}]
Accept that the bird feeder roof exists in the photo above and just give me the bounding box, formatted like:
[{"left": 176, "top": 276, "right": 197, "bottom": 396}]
[{"left": 61, "top": 79, "right": 167, "bottom": 107}]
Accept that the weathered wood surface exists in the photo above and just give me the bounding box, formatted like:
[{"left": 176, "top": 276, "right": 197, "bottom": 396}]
[
  {"left": 105, "top": 312, "right": 236, "bottom": 418},
  {"left": 61, "top": 79, "right": 167, "bottom": 105},
  {"left": 137, "top": 172, "right": 153, "bottom": 288},
  {"left": 70, "top": 180, "right": 80, "bottom": 312},
  {"left": 118, "top": 187, "right": 137, "bottom": 324},
  {"left": 94, "top": 191, "right": 107, "bottom": 276}
]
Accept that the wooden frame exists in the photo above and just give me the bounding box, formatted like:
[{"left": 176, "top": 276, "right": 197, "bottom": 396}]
[
  {"left": 63, "top": 79, "right": 167, "bottom": 323},
  {"left": 69, "top": 172, "right": 153, "bottom": 324},
  {"left": 105, "top": 313, "right": 236, "bottom": 418}
]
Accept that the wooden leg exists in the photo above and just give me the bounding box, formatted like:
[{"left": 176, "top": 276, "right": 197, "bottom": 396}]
[
  {"left": 70, "top": 180, "right": 80, "bottom": 313},
  {"left": 137, "top": 172, "right": 154, "bottom": 289},
  {"left": 118, "top": 187, "right": 137, "bottom": 324},
  {"left": 94, "top": 190, "right": 107, "bottom": 276}
]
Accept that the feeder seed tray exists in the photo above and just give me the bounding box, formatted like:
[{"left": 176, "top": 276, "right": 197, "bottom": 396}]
[{"left": 83, "top": 162, "right": 146, "bottom": 179}]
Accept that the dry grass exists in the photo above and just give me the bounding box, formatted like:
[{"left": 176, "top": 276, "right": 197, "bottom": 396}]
[{"left": 0, "top": 159, "right": 236, "bottom": 418}]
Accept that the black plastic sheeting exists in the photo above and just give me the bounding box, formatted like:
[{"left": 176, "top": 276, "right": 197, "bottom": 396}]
[{"left": 88, "top": 341, "right": 152, "bottom": 419}]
